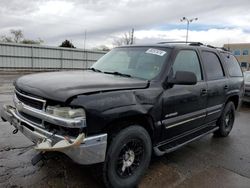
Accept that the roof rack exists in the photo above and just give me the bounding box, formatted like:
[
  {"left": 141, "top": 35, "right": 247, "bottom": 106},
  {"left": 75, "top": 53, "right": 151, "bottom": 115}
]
[
  {"left": 157, "top": 41, "right": 204, "bottom": 46},
  {"left": 157, "top": 41, "right": 229, "bottom": 52}
]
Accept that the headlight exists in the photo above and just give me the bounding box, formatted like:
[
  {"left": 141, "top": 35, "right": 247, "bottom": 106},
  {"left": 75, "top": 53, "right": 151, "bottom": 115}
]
[{"left": 46, "top": 106, "right": 86, "bottom": 119}]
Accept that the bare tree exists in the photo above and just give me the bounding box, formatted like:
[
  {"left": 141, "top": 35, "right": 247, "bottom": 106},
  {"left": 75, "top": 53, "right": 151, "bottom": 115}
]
[
  {"left": 0, "top": 29, "right": 43, "bottom": 45},
  {"left": 10, "top": 29, "right": 24, "bottom": 43},
  {"left": 113, "top": 29, "right": 135, "bottom": 47}
]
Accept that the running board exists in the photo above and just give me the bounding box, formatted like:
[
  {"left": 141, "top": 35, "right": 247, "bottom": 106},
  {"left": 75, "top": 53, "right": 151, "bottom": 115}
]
[{"left": 154, "top": 127, "right": 219, "bottom": 156}]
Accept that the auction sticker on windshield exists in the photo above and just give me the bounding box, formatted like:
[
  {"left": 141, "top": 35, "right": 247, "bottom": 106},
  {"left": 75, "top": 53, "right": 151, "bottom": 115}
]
[{"left": 145, "top": 48, "right": 167, "bottom": 56}]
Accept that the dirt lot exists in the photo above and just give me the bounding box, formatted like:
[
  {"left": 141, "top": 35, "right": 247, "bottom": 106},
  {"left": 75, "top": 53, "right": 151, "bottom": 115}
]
[{"left": 1, "top": 72, "right": 250, "bottom": 188}]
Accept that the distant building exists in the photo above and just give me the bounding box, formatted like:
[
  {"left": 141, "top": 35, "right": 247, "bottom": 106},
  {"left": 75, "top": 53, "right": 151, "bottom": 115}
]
[{"left": 223, "top": 43, "right": 250, "bottom": 71}]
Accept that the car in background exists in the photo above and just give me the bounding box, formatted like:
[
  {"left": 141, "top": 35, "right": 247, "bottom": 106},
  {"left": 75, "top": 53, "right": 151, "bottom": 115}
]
[{"left": 243, "top": 71, "right": 250, "bottom": 102}]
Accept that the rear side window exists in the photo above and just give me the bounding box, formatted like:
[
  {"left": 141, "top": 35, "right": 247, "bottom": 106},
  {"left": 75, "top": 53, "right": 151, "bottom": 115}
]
[
  {"left": 202, "top": 51, "right": 224, "bottom": 80},
  {"left": 172, "top": 50, "right": 202, "bottom": 81},
  {"left": 221, "top": 53, "right": 242, "bottom": 77}
]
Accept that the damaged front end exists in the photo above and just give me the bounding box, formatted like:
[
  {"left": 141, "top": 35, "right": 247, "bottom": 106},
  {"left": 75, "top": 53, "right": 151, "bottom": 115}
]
[{"left": 0, "top": 90, "right": 107, "bottom": 165}]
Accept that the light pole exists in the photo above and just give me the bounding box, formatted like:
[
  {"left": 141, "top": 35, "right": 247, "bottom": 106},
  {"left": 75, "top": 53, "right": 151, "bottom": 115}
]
[{"left": 180, "top": 17, "right": 198, "bottom": 43}]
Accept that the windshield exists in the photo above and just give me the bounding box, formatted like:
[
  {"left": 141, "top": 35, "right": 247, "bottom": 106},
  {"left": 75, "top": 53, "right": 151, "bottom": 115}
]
[
  {"left": 92, "top": 47, "right": 170, "bottom": 80},
  {"left": 244, "top": 72, "right": 250, "bottom": 82}
]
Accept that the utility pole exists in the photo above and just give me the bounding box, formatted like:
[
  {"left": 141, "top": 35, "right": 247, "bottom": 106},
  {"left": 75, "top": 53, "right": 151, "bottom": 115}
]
[
  {"left": 83, "top": 30, "right": 87, "bottom": 50},
  {"left": 180, "top": 17, "right": 198, "bottom": 43}
]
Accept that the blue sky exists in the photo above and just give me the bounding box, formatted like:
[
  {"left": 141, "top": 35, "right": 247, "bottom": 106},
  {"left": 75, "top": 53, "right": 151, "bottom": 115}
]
[{"left": 0, "top": 0, "right": 250, "bottom": 48}]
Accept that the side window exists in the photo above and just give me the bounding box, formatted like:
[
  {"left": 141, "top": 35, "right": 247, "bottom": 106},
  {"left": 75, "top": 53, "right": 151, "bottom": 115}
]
[
  {"left": 172, "top": 50, "right": 202, "bottom": 81},
  {"left": 221, "top": 53, "right": 243, "bottom": 77},
  {"left": 202, "top": 51, "right": 224, "bottom": 80}
]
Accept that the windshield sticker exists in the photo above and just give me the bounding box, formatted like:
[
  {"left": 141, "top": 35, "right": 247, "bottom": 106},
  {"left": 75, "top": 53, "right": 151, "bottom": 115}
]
[{"left": 145, "top": 48, "right": 167, "bottom": 56}]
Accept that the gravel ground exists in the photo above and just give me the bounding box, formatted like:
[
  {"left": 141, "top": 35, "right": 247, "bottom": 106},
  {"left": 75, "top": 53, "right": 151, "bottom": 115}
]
[{"left": 1, "top": 72, "right": 250, "bottom": 188}]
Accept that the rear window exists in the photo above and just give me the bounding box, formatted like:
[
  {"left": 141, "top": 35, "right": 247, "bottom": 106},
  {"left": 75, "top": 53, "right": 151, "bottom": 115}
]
[{"left": 221, "top": 53, "right": 243, "bottom": 77}]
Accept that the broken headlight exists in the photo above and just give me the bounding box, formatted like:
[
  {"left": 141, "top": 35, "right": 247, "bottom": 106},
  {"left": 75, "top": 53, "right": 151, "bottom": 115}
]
[{"left": 46, "top": 106, "right": 86, "bottom": 119}]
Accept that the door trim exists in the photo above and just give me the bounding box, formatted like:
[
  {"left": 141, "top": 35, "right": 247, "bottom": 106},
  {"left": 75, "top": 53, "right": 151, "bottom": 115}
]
[
  {"left": 161, "top": 104, "right": 223, "bottom": 129},
  {"left": 166, "top": 114, "right": 206, "bottom": 129}
]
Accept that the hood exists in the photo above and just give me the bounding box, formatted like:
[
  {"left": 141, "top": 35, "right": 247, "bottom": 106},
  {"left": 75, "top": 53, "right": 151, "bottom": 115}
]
[{"left": 15, "top": 70, "right": 149, "bottom": 102}]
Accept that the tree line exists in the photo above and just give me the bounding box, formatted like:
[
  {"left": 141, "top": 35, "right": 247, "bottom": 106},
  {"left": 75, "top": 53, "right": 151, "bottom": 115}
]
[{"left": 0, "top": 29, "right": 135, "bottom": 50}]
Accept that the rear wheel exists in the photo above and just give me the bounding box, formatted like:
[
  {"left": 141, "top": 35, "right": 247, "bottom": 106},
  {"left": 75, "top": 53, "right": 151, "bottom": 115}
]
[
  {"left": 103, "top": 125, "right": 152, "bottom": 188},
  {"left": 214, "top": 101, "right": 235, "bottom": 137}
]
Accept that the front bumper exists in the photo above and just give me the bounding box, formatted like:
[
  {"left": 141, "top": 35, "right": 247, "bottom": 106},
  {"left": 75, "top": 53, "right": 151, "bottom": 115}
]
[{"left": 1, "top": 105, "right": 107, "bottom": 165}]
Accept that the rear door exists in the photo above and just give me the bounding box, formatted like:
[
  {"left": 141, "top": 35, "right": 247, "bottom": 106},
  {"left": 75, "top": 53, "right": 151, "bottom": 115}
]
[{"left": 201, "top": 51, "right": 227, "bottom": 123}]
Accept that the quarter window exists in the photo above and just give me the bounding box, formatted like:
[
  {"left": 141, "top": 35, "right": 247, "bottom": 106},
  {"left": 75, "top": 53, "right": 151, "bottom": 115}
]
[
  {"left": 221, "top": 53, "right": 242, "bottom": 77},
  {"left": 172, "top": 50, "right": 202, "bottom": 81},
  {"left": 202, "top": 51, "right": 224, "bottom": 80}
]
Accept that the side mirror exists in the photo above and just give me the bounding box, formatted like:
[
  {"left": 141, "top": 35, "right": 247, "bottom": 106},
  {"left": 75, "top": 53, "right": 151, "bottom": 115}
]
[{"left": 168, "top": 71, "right": 197, "bottom": 85}]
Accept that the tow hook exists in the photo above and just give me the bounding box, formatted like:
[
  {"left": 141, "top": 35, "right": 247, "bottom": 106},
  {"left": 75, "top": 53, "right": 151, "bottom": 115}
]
[{"left": 12, "top": 128, "right": 18, "bottom": 134}]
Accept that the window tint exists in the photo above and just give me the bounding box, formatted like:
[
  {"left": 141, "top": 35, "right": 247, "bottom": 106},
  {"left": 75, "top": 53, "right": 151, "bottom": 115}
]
[
  {"left": 234, "top": 49, "right": 240, "bottom": 56},
  {"left": 243, "top": 49, "right": 249, "bottom": 56},
  {"left": 172, "top": 50, "right": 202, "bottom": 81},
  {"left": 221, "top": 53, "right": 242, "bottom": 77},
  {"left": 202, "top": 51, "right": 224, "bottom": 80}
]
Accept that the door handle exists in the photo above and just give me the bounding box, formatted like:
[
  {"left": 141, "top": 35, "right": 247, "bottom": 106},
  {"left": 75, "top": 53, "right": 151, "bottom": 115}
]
[
  {"left": 224, "top": 85, "right": 229, "bottom": 90},
  {"left": 200, "top": 89, "right": 208, "bottom": 96}
]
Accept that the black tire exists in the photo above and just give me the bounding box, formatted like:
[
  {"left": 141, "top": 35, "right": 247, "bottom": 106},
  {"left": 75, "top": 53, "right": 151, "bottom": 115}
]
[
  {"left": 103, "top": 125, "right": 152, "bottom": 188},
  {"left": 214, "top": 101, "right": 235, "bottom": 137}
]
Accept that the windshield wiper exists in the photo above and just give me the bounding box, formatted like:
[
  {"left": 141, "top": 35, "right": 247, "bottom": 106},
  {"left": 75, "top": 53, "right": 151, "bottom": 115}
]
[
  {"left": 87, "top": 67, "right": 102, "bottom": 72},
  {"left": 103, "top": 71, "right": 131, "bottom": 78}
]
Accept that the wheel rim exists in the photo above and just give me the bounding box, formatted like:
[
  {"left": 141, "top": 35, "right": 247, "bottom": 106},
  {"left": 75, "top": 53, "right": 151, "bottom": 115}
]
[
  {"left": 116, "top": 138, "right": 144, "bottom": 178},
  {"left": 224, "top": 109, "right": 234, "bottom": 129}
]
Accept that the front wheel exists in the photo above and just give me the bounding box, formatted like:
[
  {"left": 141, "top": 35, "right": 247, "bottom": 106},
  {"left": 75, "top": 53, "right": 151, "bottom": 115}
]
[
  {"left": 103, "top": 125, "right": 152, "bottom": 188},
  {"left": 214, "top": 101, "right": 235, "bottom": 137}
]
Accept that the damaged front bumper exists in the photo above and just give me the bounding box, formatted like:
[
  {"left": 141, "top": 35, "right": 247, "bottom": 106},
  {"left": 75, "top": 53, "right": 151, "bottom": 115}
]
[{"left": 1, "top": 105, "right": 107, "bottom": 165}]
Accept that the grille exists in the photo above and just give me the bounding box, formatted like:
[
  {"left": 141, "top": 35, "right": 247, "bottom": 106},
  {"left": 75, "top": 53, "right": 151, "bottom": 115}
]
[
  {"left": 15, "top": 91, "right": 45, "bottom": 110},
  {"left": 19, "top": 111, "right": 43, "bottom": 125}
]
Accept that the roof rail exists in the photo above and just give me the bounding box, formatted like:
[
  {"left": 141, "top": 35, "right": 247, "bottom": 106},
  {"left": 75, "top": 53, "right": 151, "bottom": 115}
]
[
  {"left": 157, "top": 41, "right": 230, "bottom": 52},
  {"left": 217, "top": 47, "right": 230, "bottom": 52},
  {"left": 157, "top": 41, "right": 204, "bottom": 46}
]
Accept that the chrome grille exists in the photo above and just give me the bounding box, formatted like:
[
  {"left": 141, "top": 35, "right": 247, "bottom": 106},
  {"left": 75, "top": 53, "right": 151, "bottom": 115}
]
[
  {"left": 14, "top": 90, "right": 46, "bottom": 127},
  {"left": 15, "top": 90, "right": 46, "bottom": 110}
]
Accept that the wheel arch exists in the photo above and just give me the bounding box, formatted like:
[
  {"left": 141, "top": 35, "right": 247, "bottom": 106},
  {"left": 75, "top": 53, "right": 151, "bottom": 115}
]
[
  {"left": 105, "top": 114, "right": 155, "bottom": 143},
  {"left": 226, "top": 95, "right": 239, "bottom": 109}
]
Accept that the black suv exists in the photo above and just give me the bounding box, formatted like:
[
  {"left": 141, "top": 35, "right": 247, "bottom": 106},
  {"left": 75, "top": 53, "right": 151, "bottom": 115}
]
[{"left": 1, "top": 42, "right": 244, "bottom": 188}]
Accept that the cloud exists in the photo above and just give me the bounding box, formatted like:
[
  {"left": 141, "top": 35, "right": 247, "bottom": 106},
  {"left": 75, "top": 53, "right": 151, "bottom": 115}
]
[
  {"left": 134, "top": 28, "right": 250, "bottom": 46},
  {"left": 0, "top": 0, "right": 249, "bottom": 48}
]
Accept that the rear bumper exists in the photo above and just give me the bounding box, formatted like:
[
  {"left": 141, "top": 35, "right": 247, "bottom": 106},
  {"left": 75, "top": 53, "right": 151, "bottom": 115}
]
[{"left": 1, "top": 104, "right": 107, "bottom": 165}]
